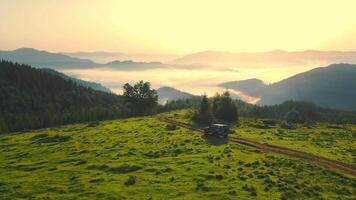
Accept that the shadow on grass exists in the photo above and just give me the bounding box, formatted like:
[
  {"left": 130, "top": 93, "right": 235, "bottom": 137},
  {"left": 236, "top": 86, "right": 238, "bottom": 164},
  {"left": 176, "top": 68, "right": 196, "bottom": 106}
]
[{"left": 202, "top": 135, "right": 228, "bottom": 146}]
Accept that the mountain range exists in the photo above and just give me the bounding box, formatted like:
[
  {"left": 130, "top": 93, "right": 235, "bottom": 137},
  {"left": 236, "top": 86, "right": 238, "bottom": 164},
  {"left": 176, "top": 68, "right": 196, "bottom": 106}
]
[
  {"left": 106, "top": 60, "right": 164, "bottom": 71},
  {"left": 0, "top": 48, "right": 96, "bottom": 69},
  {"left": 0, "top": 48, "right": 164, "bottom": 70},
  {"left": 219, "top": 64, "right": 356, "bottom": 111},
  {"left": 62, "top": 51, "right": 179, "bottom": 63},
  {"left": 172, "top": 50, "right": 356, "bottom": 67}
]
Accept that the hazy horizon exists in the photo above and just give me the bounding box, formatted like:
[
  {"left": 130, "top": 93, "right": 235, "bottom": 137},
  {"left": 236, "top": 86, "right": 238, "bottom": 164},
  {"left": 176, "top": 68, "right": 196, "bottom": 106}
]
[
  {"left": 2, "top": 0, "right": 356, "bottom": 54},
  {"left": 1, "top": 47, "right": 354, "bottom": 103},
  {"left": 2, "top": 0, "right": 356, "bottom": 103}
]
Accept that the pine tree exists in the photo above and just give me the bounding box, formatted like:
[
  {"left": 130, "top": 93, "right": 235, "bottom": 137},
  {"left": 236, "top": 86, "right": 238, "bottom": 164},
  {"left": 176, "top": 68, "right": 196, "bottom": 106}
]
[
  {"left": 212, "top": 91, "right": 238, "bottom": 123},
  {"left": 193, "top": 95, "right": 213, "bottom": 125}
]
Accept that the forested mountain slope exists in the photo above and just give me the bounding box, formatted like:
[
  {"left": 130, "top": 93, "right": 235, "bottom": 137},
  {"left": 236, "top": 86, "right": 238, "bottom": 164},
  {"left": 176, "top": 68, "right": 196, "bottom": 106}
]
[
  {"left": 220, "top": 64, "right": 356, "bottom": 111},
  {"left": 40, "top": 68, "right": 112, "bottom": 93},
  {"left": 0, "top": 61, "right": 127, "bottom": 133},
  {"left": 258, "top": 64, "right": 356, "bottom": 111}
]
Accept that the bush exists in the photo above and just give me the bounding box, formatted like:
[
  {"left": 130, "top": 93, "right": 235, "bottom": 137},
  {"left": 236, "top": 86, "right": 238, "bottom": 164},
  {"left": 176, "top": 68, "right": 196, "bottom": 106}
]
[
  {"left": 124, "top": 176, "right": 136, "bottom": 186},
  {"left": 242, "top": 185, "right": 257, "bottom": 196},
  {"left": 165, "top": 124, "right": 177, "bottom": 131},
  {"left": 262, "top": 119, "right": 277, "bottom": 126}
]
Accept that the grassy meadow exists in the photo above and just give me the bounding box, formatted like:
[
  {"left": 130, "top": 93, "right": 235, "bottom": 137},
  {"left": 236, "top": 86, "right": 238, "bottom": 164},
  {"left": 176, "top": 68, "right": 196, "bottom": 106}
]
[
  {"left": 163, "top": 109, "right": 356, "bottom": 166},
  {"left": 0, "top": 110, "right": 355, "bottom": 199}
]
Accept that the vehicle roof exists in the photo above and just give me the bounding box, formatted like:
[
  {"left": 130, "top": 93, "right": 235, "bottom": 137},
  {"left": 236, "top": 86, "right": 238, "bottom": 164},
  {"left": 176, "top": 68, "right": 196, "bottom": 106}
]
[{"left": 212, "top": 124, "right": 229, "bottom": 127}]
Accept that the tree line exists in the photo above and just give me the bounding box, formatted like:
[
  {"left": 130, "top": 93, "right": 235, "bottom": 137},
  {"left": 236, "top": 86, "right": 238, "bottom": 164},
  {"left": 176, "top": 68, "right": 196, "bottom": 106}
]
[
  {"left": 1, "top": 60, "right": 355, "bottom": 133},
  {"left": 165, "top": 94, "right": 356, "bottom": 125},
  {"left": 0, "top": 61, "right": 161, "bottom": 133},
  {"left": 192, "top": 92, "right": 238, "bottom": 125}
]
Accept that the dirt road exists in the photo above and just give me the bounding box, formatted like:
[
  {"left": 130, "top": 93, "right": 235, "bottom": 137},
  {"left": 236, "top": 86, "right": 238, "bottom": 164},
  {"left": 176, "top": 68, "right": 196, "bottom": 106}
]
[{"left": 158, "top": 117, "right": 356, "bottom": 176}]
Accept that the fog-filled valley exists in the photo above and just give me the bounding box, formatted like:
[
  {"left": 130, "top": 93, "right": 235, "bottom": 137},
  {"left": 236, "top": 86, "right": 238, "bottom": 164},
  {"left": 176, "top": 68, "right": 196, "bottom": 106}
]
[{"left": 1, "top": 1, "right": 356, "bottom": 199}]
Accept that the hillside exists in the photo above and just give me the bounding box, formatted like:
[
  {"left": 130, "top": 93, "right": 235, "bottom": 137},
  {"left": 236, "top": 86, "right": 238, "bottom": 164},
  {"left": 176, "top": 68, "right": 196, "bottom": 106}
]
[
  {"left": 0, "top": 110, "right": 354, "bottom": 199},
  {"left": 219, "top": 79, "right": 266, "bottom": 97},
  {"left": 171, "top": 50, "right": 356, "bottom": 67},
  {"left": 40, "top": 68, "right": 112, "bottom": 93},
  {"left": 157, "top": 87, "right": 196, "bottom": 104},
  {"left": 220, "top": 64, "right": 356, "bottom": 111},
  {"left": 258, "top": 64, "right": 356, "bottom": 111},
  {"left": 0, "top": 61, "right": 127, "bottom": 133}
]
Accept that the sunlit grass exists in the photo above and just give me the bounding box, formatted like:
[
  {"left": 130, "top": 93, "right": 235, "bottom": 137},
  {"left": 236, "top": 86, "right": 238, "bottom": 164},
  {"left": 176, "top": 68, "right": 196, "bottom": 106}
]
[{"left": 0, "top": 111, "right": 355, "bottom": 199}]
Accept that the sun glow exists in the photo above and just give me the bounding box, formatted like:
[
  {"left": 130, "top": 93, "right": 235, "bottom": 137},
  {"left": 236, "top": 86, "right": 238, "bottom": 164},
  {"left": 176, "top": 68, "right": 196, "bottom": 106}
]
[{"left": 1, "top": 0, "right": 356, "bottom": 53}]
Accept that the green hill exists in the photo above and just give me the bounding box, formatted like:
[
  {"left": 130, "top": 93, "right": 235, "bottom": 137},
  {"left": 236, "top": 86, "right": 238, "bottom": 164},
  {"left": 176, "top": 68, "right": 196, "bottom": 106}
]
[
  {"left": 0, "top": 61, "right": 127, "bottom": 133},
  {"left": 0, "top": 110, "right": 354, "bottom": 199}
]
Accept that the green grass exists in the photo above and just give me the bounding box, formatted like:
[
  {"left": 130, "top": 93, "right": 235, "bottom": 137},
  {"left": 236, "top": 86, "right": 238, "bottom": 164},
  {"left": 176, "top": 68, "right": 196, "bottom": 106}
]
[
  {"left": 161, "top": 109, "right": 356, "bottom": 166},
  {"left": 232, "top": 118, "right": 356, "bottom": 166},
  {"left": 0, "top": 111, "right": 355, "bottom": 199}
]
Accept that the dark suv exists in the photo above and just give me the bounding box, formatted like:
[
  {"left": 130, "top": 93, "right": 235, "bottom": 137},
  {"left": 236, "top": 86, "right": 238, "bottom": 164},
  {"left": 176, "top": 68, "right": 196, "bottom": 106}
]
[{"left": 203, "top": 124, "right": 231, "bottom": 138}]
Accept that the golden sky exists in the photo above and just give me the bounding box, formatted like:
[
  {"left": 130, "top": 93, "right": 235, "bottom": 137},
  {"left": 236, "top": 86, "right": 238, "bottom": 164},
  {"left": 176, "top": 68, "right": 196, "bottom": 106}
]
[{"left": 1, "top": 0, "right": 356, "bottom": 54}]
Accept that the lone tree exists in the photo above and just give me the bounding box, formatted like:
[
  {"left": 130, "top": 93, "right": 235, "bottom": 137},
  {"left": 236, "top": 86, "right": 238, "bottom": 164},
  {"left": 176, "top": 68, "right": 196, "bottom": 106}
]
[
  {"left": 193, "top": 95, "right": 213, "bottom": 125},
  {"left": 123, "top": 81, "right": 158, "bottom": 115},
  {"left": 212, "top": 91, "right": 238, "bottom": 123}
]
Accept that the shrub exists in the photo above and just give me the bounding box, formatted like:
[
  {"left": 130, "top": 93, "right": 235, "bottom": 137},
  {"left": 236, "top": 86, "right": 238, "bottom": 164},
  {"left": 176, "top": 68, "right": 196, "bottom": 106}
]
[
  {"left": 165, "top": 124, "right": 177, "bottom": 131},
  {"left": 124, "top": 176, "right": 136, "bottom": 186},
  {"left": 35, "top": 135, "right": 72, "bottom": 143}
]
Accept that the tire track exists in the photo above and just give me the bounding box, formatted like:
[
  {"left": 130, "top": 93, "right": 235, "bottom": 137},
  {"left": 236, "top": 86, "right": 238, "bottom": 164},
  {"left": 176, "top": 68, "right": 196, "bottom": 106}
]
[{"left": 158, "top": 117, "right": 356, "bottom": 176}]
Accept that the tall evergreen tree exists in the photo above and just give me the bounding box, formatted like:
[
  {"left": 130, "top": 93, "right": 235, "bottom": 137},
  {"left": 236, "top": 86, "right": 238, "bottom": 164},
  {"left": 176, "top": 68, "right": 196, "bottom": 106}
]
[
  {"left": 193, "top": 95, "right": 213, "bottom": 125},
  {"left": 212, "top": 91, "right": 239, "bottom": 123}
]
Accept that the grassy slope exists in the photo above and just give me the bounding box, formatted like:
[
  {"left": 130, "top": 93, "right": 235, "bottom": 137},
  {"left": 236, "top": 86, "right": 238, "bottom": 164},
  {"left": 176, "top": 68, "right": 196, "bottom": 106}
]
[
  {"left": 233, "top": 118, "right": 356, "bottom": 166},
  {"left": 162, "top": 109, "right": 356, "bottom": 166},
  {"left": 0, "top": 111, "right": 355, "bottom": 199}
]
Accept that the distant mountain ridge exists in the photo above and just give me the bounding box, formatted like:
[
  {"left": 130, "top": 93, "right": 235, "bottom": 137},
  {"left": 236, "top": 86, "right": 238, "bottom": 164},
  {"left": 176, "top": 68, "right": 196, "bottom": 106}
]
[
  {"left": 0, "top": 48, "right": 164, "bottom": 70},
  {"left": 157, "top": 87, "right": 196, "bottom": 104},
  {"left": 0, "top": 48, "right": 96, "bottom": 68},
  {"left": 62, "top": 51, "right": 179, "bottom": 63},
  {"left": 219, "top": 79, "right": 266, "bottom": 97},
  {"left": 105, "top": 60, "right": 164, "bottom": 71},
  {"left": 220, "top": 64, "right": 356, "bottom": 111},
  {"left": 172, "top": 50, "right": 356, "bottom": 67}
]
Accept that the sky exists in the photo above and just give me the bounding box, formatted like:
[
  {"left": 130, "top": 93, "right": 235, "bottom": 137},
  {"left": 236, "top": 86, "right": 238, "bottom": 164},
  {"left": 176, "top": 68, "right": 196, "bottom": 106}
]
[{"left": 1, "top": 0, "right": 356, "bottom": 54}]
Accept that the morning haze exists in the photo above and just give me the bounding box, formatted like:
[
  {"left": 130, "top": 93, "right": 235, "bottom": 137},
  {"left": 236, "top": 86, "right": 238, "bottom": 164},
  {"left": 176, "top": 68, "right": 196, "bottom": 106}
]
[{"left": 1, "top": 1, "right": 356, "bottom": 199}]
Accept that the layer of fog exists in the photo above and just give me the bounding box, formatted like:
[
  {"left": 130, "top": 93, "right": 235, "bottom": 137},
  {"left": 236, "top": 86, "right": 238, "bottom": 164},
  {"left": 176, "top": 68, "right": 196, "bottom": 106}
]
[{"left": 61, "top": 64, "right": 314, "bottom": 103}]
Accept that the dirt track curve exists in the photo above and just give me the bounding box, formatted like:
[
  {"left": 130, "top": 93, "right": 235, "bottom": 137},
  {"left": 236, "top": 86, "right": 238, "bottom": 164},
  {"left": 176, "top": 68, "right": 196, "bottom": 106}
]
[{"left": 158, "top": 117, "right": 356, "bottom": 176}]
